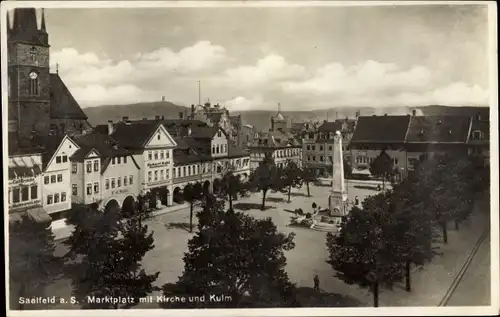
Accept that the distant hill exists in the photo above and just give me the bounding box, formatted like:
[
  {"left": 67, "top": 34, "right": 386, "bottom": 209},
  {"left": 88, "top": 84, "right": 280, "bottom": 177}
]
[
  {"left": 82, "top": 102, "right": 490, "bottom": 132},
  {"left": 84, "top": 101, "right": 189, "bottom": 126}
]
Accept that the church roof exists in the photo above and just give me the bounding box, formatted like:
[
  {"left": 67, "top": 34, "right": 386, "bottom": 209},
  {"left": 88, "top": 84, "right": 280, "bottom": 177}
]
[
  {"left": 272, "top": 112, "right": 286, "bottom": 122},
  {"left": 8, "top": 8, "right": 48, "bottom": 47},
  {"left": 50, "top": 74, "right": 88, "bottom": 120}
]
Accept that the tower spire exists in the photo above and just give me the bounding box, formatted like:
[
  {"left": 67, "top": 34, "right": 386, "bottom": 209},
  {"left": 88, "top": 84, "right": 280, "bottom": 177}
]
[
  {"left": 7, "top": 11, "right": 11, "bottom": 34},
  {"left": 40, "top": 8, "right": 47, "bottom": 32},
  {"left": 12, "top": 8, "right": 38, "bottom": 34},
  {"left": 278, "top": 102, "right": 281, "bottom": 113}
]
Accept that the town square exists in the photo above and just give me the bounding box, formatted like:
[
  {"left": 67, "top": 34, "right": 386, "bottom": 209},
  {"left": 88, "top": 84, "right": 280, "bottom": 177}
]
[{"left": 4, "top": 2, "right": 496, "bottom": 315}]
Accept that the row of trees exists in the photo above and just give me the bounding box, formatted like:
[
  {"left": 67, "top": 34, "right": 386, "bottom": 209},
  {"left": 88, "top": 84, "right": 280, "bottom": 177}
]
[{"left": 326, "top": 154, "right": 487, "bottom": 307}]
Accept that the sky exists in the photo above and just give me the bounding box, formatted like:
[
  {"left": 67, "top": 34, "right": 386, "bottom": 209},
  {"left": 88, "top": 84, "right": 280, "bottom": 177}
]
[{"left": 13, "top": 3, "right": 491, "bottom": 111}]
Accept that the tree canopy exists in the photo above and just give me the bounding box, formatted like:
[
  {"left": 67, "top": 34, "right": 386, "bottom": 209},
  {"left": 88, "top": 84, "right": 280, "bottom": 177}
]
[
  {"left": 281, "top": 160, "right": 303, "bottom": 203},
  {"left": 161, "top": 195, "right": 298, "bottom": 308},
  {"left": 369, "top": 150, "right": 394, "bottom": 189},
  {"left": 249, "top": 155, "right": 285, "bottom": 210}
]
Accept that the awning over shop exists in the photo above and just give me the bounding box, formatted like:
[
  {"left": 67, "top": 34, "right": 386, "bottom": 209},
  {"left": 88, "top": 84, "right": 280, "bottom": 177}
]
[{"left": 26, "top": 207, "right": 53, "bottom": 223}]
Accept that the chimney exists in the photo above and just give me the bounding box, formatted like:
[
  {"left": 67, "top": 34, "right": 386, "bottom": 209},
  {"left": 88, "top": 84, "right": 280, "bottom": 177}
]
[
  {"left": 107, "top": 120, "right": 114, "bottom": 135},
  {"left": 122, "top": 116, "right": 129, "bottom": 121},
  {"left": 384, "top": 113, "right": 388, "bottom": 116},
  {"left": 191, "top": 104, "right": 195, "bottom": 118},
  {"left": 412, "top": 109, "right": 417, "bottom": 117},
  {"left": 162, "top": 96, "right": 165, "bottom": 102},
  {"left": 161, "top": 115, "right": 165, "bottom": 120},
  {"left": 155, "top": 115, "right": 160, "bottom": 120},
  {"left": 179, "top": 112, "right": 184, "bottom": 119}
]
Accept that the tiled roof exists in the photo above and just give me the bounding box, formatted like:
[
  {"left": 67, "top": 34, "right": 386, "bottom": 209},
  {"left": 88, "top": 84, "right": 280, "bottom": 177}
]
[
  {"left": 318, "top": 121, "right": 344, "bottom": 133},
  {"left": 50, "top": 74, "right": 88, "bottom": 120},
  {"left": 8, "top": 133, "right": 45, "bottom": 156},
  {"left": 249, "top": 130, "right": 301, "bottom": 148},
  {"left": 228, "top": 143, "right": 250, "bottom": 158},
  {"left": 71, "top": 133, "right": 130, "bottom": 161},
  {"left": 405, "top": 116, "right": 472, "bottom": 143},
  {"left": 109, "top": 121, "right": 162, "bottom": 150},
  {"left": 38, "top": 134, "right": 67, "bottom": 170},
  {"left": 350, "top": 115, "right": 411, "bottom": 143},
  {"left": 172, "top": 137, "right": 212, "bottom": 166}
]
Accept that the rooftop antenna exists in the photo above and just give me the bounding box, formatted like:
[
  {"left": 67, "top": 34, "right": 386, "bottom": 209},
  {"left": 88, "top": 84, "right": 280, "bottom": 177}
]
[{"left": 198, "top": 80, "right": 201, "bottom": 106}]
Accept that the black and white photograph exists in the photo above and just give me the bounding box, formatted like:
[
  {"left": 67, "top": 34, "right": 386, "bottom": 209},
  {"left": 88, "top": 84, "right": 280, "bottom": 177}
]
[{"left": 2, "top": 1, "right": 498, "bottom": 316}]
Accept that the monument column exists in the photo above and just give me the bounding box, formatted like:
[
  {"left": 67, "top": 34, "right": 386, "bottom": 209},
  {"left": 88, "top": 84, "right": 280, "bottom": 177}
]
[{"left": 329, "top": 131, "right": 347, "bottom": 216}]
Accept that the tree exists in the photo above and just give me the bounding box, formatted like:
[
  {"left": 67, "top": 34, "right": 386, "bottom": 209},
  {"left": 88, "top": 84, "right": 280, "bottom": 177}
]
[
  {"left": 390, "top": 176, "right": 440, "bottom": 292},
  {"left": 249, "top": 155, "right": 285, "bottom": 210},
  {"left": 161, "top": 195, "right": 298, "bottom": 308},
  {"left": 326, "top": 193, "right": 405, "bottom": 307},
  {"left": 216, "top": 170, "right": 249, "bottom": 210},
  {"left": 9, "top": 215, "right": 60, "bottom": 310},
  {"left": 64, "top": 198, "right": 159, "bottom": 309},
  {"left": 369, "top": 150, "right": 394, "bottom": 189},
  {"left": 184, "top": 183, "right": 203, "bottom": 233},
  {"left": 301, "top": 165, "right": 318, "bottom": 197},
  {"left": 282, "top": 160, "right": 303, "bottom": 203}
]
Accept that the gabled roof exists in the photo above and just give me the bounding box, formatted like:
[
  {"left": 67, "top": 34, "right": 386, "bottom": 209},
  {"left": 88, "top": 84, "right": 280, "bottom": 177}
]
[
  {"left": 227, "top": 143, "right": 250, "bottom": 158},
  {"left": 318, "top": 121, "right": 344, "bottom": 133},
  {"left": 109, "top": 121, "right": 163, "bottom": 150},
  {"left": 272, "top": 112, "right": 286, "bottom": 122},
  {"left": 50, "top": 74, "right": 88, "bottom": 120},
  {"left": 249, "top": 130, "right": 301, "bottom": 148},
  {"left": 71, "top": 133, "right": 129, "bottom": 161},
  {"left": 350, "top": 115, "right": 411, "bottom": 143},
  {"left": 39, "top": 134, "right": 78, "bottom": 170},
  {"left": 405, "top": 116, "right": 472, "bottom": 143}
]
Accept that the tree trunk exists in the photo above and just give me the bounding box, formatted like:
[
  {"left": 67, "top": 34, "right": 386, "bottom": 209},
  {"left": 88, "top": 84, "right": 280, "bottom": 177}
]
[
  {"left": 287, "top": 186, "right": 291, "bottom": 203},
  {"left": 405, "top": 260, "right": 411, "bottom": 292},
  {"left": 228, "top": 194, "right": 233, "bottom": 210},
  {"left": 382, "top": 176, "right": 385, "bottom": 190},
  {"left": 373, "top": 282, "right": 379, "bottom": 307},
  {"left": 189, "top": 203, "right": 193, "bottom": 233},
  {"left": 306, "top": 182, "right": 311, "bottom": 197},
  {"left": 441, "top": 221, "right": 448, "bottom": 244},
  {"left": 261, "top": 189, "right": 267, "bottom": 210}
]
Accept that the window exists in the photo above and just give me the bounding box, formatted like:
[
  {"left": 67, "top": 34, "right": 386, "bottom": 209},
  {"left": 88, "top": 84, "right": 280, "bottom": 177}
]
[
  {"left": 312, "top": 146, "right": 316, "bottom": 151},
  {"left": 329, "top": 156, "right": 333, "bottom": 162},
  {"left": 124, "top": 176, "right": 128, "bottom": 186},
  {"left": 148, "top": 171, "right": 152, "bottom": 182},
  {"left": 160, "top": 170, "right": 164, "bottom": 180},
  {"left": 166, "top": 151, "right": 170, "bottom": 159},
  {"left": 62, "top": 155, "right": 68, "bottom": 163},
  {"left": 12, "top": 188, "right": 20, "bottom": 203},
  {"left": 44, "top": 176, "right": 49, "bottom": 184},
  {"left": 94, "top": 182, "right": 99, "bottom": 193},
  {"left": 117, "top": 157, "right": 121, "bottom": 164},
  {"left": 472, "top": 131, "right": 483, "bottom": 140},
  {"left": 306, "top": 145, "right": 310, "bottom": 151},
  {"left": 72, "top": 163, "right": 77, "bottom": 173},
  {"left": 188, "top": 166, "right": 191, "bottom": 175},
  {"left": 320, "top": 156, "right": 324, "bottom": 162},
  {"left": 57, "top": 174, "right": 62, "bottom": 182},
  {"left": 86, "top": 161, "right": 92, "bottom": 173},
  {"left": 47, "top": 194, "right": 53, "bottom": 205},
  {"left": 30, "top": 185, "right": 37, "bottom": 199},
  {"left": 148, "top": 151, "right": 152, "bottom": 160},
  {"left": 20, "top": 187, "right": 29, "bottom": 201},
  {"left": 61, "top": 192, "right": 67, "bottom": 202},
  {"left": 166, "top": 169, "right": 169, "bottom": 179},
  {"left": 105, "top": 179, "right": 110, "bottom": 190},
  {"left": 111, "top": 178, "right": 116, "bottom": 188},
  {"left": 183, "top": 166, "right": 186, "bottom": 176},
  {"left": 93, "top": 160, "right": 99, "bottom": 172},
  {"left": 29, "top": 76, "right": 39, "bottom": 95},
  {"left": 160, "top": 151, "right": 165, "bottom": 159},
  {"left": 112, "top": 157, "right": 116, "bottom": 164},
  {"left": 56, "top": 156, "right": 62, "bottom": 163},
  {"left": 154, "top": 151, "right": 158, "bottom": 160},
  {"left": 117, "top": 177, "right": 121, "bottom": 187},
  {"left": 54, "top": 193, "right": 60, "bottom": 203},
  {"left": 129, "top": 176, "right": 133, "bottom": 185},
  {"left": 173, "top": 168, "right": 177, "bottom": 178},
  {"left": 154, "top": 170, "right": 158, "bottom": 181},
  {"left": 72, "top": 184, "right": 77, "bottom": 196},
  {"left": 394, "top": 158, "right": 399, "bottom": 165},
  {"left": 218, "top": 130, "right": 222, "bottom": 137},
  {"left": 30, "top": 46, "right": 37, "bottom": 61},
  {"left": 86, "top": 184, "right": 92, "bottom": 195},
  {"left": 313, "top": 156, "right": 316, "bottom": 161},
  {"left": 124, "top": 156, "right": 127, "bottom": 163},
  {"left": 51, "top": 175, "right": 56, "bottom": 183},
  {"left": 157, "top": 133, "right": 161, "bottom": 140},
  {"left": 212, "top": 146, "right": 215, "bottom": 154}
]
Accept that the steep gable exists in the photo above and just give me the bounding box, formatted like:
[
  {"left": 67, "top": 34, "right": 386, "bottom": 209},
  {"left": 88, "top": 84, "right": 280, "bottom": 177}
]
[
  {"left": 44, "top": 135, "right": 80, "bottom": 172},
  {"left": 50, "top": 73, "right": 88, "bottom": 120},
  {"left": 144, "top": 124, "right": 177, "bottom": 149}
]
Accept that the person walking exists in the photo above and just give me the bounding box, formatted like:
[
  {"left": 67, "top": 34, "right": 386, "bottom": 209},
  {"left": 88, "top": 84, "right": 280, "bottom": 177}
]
[
  {"left": 354, "top": 196, "right": 359, "bottom": 206},
  {"left": 313, "top": 274, "right": 320, "bottom": 292}
]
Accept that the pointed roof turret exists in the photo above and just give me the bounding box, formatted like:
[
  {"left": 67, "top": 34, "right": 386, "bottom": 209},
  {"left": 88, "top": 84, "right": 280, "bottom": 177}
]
[
  {"left": 10, "top": 8, "right": 48, "bottom": 46},
  {"left": 40, "top": 8, "right": 47, "bottom": 32}
]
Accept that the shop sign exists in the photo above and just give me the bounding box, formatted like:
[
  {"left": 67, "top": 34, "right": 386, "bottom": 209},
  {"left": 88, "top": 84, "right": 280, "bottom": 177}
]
[
  {"left": 10, "top": 200, "right": 41, "bottom": 210},
  {"left": 147, "top": 161, "right": 170, "bottom": 168},
  {"left": 9, "top": 177, "right": 37, "bottom": 186}
]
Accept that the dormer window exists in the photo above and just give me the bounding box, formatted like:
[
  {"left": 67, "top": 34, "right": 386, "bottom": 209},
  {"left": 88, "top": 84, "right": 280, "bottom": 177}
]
[
  {"left": 472, "top": 130, "right": 483, "bottom": 140},
  {"left": 217, "top": 130, "right": 222, "bottom": 138}
]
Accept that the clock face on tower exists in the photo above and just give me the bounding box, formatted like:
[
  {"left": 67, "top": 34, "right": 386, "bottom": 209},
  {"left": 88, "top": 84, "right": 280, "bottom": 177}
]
[{"left": 29, "top": 72, "right": 38, "bottom": 80}]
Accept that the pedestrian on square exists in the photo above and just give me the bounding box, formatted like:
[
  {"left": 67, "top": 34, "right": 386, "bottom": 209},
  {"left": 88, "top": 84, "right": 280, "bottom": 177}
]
[
  {"left": 314, "top": 274, "right": 320, "bottom": 292},
  {"left": 355, "top": 196, "right": 359, "bottom": 206}
]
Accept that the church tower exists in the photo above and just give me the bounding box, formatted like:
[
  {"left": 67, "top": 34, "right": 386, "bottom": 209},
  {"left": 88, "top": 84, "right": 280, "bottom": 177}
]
[{"left": 8, "top": 8, "right": 51, "bottom": 139}]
